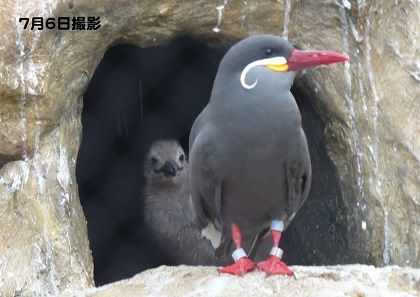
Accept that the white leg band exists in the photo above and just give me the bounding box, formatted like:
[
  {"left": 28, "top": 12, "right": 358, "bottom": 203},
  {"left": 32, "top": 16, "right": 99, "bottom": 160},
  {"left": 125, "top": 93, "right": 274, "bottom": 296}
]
[
  {"left": 271, "top": 220, "right": 284, "bottom": 232},
  {"left": 270, "top": 247, "right": 283, "bottom": 259},
  {"left": 232, "top": 248, "right": 247, "bottom": 262}
]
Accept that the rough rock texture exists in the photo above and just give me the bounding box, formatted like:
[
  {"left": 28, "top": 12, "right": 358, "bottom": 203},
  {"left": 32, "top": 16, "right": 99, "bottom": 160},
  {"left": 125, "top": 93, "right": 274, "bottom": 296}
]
[
  {"left": 0, "top": 0, "right": 419, "bottom": 296},
  {"left": 289, "top": 0, "right": 420, "bottom": 268},
  {"left": 62, "top": 265, "right": 420, "bottom": 297}
]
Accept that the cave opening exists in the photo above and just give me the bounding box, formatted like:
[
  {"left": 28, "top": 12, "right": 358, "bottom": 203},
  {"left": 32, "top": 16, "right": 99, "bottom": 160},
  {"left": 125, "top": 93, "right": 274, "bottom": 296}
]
[{"left": 76, "top": 36, "right": 349, "bottom": 286}]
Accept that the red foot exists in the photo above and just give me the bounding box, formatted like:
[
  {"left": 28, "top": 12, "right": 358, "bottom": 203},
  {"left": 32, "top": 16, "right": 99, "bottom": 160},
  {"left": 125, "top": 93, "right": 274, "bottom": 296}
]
[
  {"left": 257, "top": 256, "right": 294, "bottom": 276},
  {"left": 218, "top": 257, "right": 255, "bottom": 275}
]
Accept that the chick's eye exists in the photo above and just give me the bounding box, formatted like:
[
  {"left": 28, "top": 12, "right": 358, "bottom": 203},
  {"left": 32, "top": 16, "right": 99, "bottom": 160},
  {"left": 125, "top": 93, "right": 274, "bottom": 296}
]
[
  {"left": 179, "top": 154, "right": 184, "bottom": 162},
  {"left": 264, "top": 48, "right": 273, "bottom": 56},
  {"left": 150, "top": 157, "right": 158, "bottom": 164}
]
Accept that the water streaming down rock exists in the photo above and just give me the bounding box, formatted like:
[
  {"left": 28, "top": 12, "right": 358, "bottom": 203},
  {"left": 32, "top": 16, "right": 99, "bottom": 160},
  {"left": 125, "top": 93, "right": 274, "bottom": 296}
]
[
  {"left": 334, "top": 2, "right": 388, "bottom": 264},
  {"left": 282, "top": 0, "right": 292, "bottom": 40},
  {"left": 31, "top": 1, "right": 47, "bottom": 196},
  {"left": 240, "top": 1, "right": 248, "bottom": 29},
  {"left": 15, "top": 2, "right": 62, "bottom": 294},
  {"left": 13, "top": 0, "right": 49, "bottom": 194},
  {"left": 212, "top": 0, "right": 229, "bottom": 33},
  {"left": 353, "top": 35, "right": 369, "bottom": 216},
  {"left": 364, "top": 6, "right": 390, "bottom": 265},
  {"left": 14, "top": 2, "right": 30, "bottom": 196},
  {"left": 337, "top": 1, "right": 365, "bottom": 204},
  {"left": 335, "top": 0, "right": 392, "bottom": 265}
]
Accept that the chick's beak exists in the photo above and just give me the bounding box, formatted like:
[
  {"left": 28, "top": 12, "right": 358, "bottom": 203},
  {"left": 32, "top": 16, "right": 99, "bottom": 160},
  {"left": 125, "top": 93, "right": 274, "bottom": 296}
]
[{"left": 160, "top": 160, "right": 178, "bottom": 177}]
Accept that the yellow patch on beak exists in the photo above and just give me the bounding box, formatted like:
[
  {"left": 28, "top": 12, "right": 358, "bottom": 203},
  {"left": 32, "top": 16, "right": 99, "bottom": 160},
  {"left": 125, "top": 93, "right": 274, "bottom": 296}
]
[
  {"left": 240, "top": 56, "right": 289, "bottom": 89},
  {"left": 266, "top": 63, "right": 289, "bottom": 72}
]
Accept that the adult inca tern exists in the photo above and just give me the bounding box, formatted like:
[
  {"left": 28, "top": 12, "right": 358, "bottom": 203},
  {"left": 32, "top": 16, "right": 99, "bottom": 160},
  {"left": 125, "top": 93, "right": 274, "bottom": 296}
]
[{"left": 189, "top": 35, "right": 349, "bottom": 275}]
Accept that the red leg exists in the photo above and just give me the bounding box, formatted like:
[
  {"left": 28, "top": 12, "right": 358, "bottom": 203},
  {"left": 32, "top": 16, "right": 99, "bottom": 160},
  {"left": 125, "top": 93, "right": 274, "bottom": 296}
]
[
  {"left": 257, "top": 220, "right": 294, "bottom": 276},
  {"left": 218, "top": 224, "right": 255, "bottom": 275}
]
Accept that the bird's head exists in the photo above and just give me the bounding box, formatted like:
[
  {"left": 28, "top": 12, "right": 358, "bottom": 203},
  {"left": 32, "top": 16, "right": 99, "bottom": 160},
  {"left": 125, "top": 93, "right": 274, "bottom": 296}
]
[
  {"left": 218, "top": 34, "right": 349, "bottom": 90},
  {"left": 144, "top": 140, "right": 187, "bottom": 185}
]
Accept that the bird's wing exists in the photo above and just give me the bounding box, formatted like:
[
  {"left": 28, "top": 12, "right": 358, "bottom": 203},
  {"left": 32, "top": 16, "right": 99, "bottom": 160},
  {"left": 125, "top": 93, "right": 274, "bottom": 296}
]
[
  {"left": 189, "top": 108, "right": 204, "bottom": 153},
  {"left": 189, "top": 109, "right": 223, "bottom": 230},
  {"left": 285, "top": 139, "right": 312, "bottom": 223},
  {"left": 189, "top": 109, "right": 232, "bottom": 256}
]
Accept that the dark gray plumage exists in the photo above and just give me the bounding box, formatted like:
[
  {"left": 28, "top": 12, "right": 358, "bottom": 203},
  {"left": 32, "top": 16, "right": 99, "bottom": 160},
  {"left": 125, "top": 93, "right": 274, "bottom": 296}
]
[
  {"left": 189, "top": 35, "right": 312, "bottom": 258},
  {"left": 143, "top": 140, "right": 229, "bottom": 265}
]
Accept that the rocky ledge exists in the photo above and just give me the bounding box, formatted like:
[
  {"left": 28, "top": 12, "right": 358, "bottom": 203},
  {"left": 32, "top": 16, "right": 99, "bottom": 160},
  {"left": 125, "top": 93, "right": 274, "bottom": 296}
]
[{"left": 63, "top": 265, "right": 420, "bottom": 297}]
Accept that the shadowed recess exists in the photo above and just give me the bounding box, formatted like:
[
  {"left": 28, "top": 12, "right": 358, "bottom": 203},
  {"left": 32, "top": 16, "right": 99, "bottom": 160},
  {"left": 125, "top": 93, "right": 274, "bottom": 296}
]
[{"left": 76, "top": 37, "right": 349, "bottom": 286}]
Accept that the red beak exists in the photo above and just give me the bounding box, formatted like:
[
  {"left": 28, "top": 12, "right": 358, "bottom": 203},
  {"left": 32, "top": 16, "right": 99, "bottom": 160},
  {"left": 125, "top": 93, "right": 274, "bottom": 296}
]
[{"left": 287, "top": 49, "right": 349, "bottom": 71}]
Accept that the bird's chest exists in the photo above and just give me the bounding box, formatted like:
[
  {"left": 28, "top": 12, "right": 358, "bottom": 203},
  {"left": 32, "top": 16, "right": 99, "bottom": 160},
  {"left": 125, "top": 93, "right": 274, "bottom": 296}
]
[{"left": 216, "top": 100, "right": 299, "bottom": 155}]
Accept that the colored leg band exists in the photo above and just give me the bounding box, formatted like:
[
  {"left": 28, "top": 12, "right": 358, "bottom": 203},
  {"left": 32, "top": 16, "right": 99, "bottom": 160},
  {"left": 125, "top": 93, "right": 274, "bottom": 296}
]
[
  {"left": 270, "top": 247, "right": 283, "bottom": 259},
  {"left": 232, "top": 248, "right": 247, "bottom": 262},
  {"left": 270, "top": 220, "right": 284, "bottom": 232}
]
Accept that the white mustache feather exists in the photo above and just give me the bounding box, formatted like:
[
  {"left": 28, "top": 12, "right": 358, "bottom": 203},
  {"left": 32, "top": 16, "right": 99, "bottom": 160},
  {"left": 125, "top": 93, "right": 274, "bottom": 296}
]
[{"left": 240, "top": 56, "right": 287, "bottom": 89}]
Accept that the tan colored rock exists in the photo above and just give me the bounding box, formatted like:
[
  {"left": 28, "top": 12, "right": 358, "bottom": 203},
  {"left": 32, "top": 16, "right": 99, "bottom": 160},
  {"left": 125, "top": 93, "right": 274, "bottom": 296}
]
[
  {"left": 0, "top": 1, "right": 284, "bottom": 295},
  {"left": 0, "top": 100, "right": 92, "bottom": 296},
  {"left": 62, "top": 265, "right": 420, "bottom": 297},
  {"left": 284, "top": 0, "right": 420, "bottom": 266},
  {"left": 0, "top": 0, "right": 419, "bottom": 296}
]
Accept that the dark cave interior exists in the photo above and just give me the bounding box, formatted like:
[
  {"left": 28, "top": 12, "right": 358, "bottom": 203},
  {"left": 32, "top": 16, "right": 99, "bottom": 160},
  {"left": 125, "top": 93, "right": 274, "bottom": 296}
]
[{"left": 76, "top": 37, "right": 349, "bottom": 286}]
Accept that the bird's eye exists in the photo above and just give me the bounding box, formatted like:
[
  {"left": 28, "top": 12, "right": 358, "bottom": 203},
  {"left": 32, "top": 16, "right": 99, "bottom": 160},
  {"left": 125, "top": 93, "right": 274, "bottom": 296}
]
[
  {"left": 150, "top": 157, "right": 158, "bottom": 164},
  {"left": 264, "top": 48, "right": 273, "bottom": 56},
  {"left": 179, "top": 154, "right": 184, "bottom": 162}
]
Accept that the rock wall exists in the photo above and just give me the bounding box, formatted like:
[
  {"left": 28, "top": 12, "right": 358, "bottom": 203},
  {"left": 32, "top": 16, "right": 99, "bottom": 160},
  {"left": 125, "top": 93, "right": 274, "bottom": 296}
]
[
  {"left": 0, "top": 0, "right": 418, "bottom": 295},
  {"left": 285, "top": 0, "right": 420, "bottom": 266}
]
